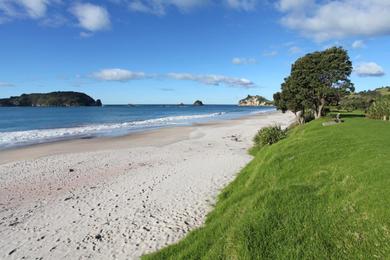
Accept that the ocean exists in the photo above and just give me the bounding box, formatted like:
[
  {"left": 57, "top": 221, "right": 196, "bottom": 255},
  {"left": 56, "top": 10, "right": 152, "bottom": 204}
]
[{"left": 0, "top": 105, "right": 275, "bottom": 149}]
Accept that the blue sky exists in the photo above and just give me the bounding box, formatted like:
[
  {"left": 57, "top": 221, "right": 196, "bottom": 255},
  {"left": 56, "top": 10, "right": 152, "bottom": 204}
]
[{"left": 0, "top": 0, "right": 389, "bottom": 104}]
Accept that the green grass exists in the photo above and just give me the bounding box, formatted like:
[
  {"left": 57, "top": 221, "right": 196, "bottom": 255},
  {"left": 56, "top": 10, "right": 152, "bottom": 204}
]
[{"left": 144, "top": 117, "right": 390, "bottom": 260}]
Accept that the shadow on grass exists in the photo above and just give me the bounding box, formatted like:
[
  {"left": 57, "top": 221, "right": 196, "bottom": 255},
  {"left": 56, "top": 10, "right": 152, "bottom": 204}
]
[
  {"left": 337, "top": 113, "right": 366, "bottom": 118},
  {"left": 329, "top": 110, "right": 366, "bottom": 118}
]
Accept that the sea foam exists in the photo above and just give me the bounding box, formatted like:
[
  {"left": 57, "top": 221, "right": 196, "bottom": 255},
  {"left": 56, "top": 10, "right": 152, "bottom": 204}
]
[{"left": 0, "top": 112, "right": 224, "bottom": 149}]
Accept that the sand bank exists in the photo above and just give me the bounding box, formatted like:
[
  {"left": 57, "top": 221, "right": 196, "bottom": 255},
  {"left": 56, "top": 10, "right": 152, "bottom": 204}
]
[{"left": 0, "top": 111, "right": 295, "bottom": 259}]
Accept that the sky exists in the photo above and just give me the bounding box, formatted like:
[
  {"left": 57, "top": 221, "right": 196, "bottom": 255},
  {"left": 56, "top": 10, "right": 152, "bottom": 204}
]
[{"left": 0, "top": 0, "right": 389, "bottom": 104}]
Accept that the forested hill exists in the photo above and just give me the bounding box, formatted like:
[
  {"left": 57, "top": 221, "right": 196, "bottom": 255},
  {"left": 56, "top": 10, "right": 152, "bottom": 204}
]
[
  {"left": 0, "top": 92, "right": 102, "bottom": 107},
  {"left": 339, "top": 86, "right": 390, "bottom": 111}
]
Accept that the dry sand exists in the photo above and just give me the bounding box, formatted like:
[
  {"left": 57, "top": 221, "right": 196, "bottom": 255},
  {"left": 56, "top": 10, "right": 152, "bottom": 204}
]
[{"left": 0, "top": 111, "right": 295, "bottom": 259}]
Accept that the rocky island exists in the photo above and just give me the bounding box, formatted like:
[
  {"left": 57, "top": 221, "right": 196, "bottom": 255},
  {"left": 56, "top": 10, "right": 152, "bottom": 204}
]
[
  {"left": 0, "top": 91, "right": 102, "bottom": 107},
  {"left": 193, "top": 100, "right": 204, "bottom": 106},
  {"left": 238, "top": 95, "right": 273, "bottom": 106}
]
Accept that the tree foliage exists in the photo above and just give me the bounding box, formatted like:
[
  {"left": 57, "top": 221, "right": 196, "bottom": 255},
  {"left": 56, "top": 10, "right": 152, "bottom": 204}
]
[
  {"left": 274, "top": 47, "right": 353, "bottom": 123},
  {"left": 339, "top": 87, "right": 390, "bottom": 112},
  {"left": 253, "top": 125, "right": 287, "bottom": 148},
  {"left": 367, "top": 96, "right": 390, "bottom": 120}
]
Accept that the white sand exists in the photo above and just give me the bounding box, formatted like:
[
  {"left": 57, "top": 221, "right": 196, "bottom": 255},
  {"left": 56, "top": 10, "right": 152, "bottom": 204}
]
[{"left": 0, "top": 111, "right": 295, "bottom": 259}]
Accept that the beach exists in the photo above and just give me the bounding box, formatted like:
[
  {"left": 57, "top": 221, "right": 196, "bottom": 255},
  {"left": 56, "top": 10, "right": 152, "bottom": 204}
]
[{"left": 0, "top": 111, "right": 295, "bottom": 259}]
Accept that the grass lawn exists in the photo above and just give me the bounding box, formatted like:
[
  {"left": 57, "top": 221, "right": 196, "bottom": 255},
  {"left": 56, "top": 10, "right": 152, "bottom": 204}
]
[{"left": 144, "top": 116, "right": 390, "bottom": 259}]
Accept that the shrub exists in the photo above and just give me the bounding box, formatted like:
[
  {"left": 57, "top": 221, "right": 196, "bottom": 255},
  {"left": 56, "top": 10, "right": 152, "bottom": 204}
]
[
  {"left": 254, "top": 125, "right": 287, "bottom": 148},
  {"left": 367, "top": 97, "right": 390, "bottom": 120}
]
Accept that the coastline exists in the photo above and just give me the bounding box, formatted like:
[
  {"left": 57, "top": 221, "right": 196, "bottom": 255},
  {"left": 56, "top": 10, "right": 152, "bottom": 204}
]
[
  {"left": 0, "top": 105, "right": 276, "bottom": 151},
  {"left": 0, "top": 111, "right": 295, "bottom": 259},
  {"left": 0, "top": 109, "right": 276, "bottom": 165}
]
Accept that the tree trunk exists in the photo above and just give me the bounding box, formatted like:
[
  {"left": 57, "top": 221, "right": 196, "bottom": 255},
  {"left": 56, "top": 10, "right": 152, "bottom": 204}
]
[
  {"left": 295, "top": 110, "right": 305, "bottom": 124},
  {"left": 315, "top": 98, "right": 326, "bottom": 119}
]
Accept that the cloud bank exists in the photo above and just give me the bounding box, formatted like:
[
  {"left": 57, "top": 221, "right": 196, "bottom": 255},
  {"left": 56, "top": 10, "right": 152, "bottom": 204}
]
[
  {"left": 125, "top": 0, "right": 259, "bottom": 15},
  {"left": 93, "top": 69, "right": 146, "bottom": 81},
  {"left": 167, "top": 72, "right": 254, "bottom": 88},
  {"left": 18, "top": 0, "right": 49, "bottom": 18},
  {"left": 127, "top": 0, "right": 209, "bottom": 15},
  {"left": 92, "top": 68, "right": 255, "bottom": 88},
  {"left": 278, "top": 0, "right": 390, "bottom": 41},
  {"left": 0, "top": 1, "right": 110, "bottom": 34},
  {"left": 0, "top": 0, "right": 52, "bottom": 21},
  {"left": 2, "top": 0, "right": 390, "bottom": 42}
]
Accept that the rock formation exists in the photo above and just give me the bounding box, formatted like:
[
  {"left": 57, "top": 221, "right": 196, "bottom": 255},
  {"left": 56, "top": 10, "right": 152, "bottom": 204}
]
[
  {"left": 193, "top": 100, "right": 204, "bottom": 106},
  {"left": 238, "top": 95, "right": 273, "bottom": 106}
]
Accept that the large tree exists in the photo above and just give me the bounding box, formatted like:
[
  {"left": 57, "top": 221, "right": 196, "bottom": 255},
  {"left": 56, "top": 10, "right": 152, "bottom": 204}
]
[
  {"left": 275, "top": 47, "right": 354, "bottom": 121},
  {"left": 274, "top": 77, "right": 308, "bottom": 124}
]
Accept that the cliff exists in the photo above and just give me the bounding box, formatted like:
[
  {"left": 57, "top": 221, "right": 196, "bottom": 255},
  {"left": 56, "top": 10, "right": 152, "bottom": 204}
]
[
  {"left": 0, "top": 92, "right": 102, "bottom": 107},
  {"left": 238, "top": 95, "right": 273, "bottom": 106}
]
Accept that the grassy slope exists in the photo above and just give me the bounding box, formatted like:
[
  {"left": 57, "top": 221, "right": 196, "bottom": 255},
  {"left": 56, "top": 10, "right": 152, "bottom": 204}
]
[
  {"left": 376, "top": 87, "right": 390, "bottom": 96},
  {"left": 144, "top": 116, "right": 390, "bottom": 259}
]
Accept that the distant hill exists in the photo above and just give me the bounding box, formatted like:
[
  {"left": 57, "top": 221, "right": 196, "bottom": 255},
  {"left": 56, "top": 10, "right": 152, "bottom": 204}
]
[
  {"left": 0, "top": 91, "right": 102, "bottom": 107},
  {"left": 239, "top": 95, "right": 273, "bottom": 106},
  {"left": 339, "top": 86, "right": 390, "bottom": 111},
  {"left": 355, "top": 86, "right": 390, "bottom": 97},
  {"left": 374, "top": 86, "right": 390, "bottom": 96}
]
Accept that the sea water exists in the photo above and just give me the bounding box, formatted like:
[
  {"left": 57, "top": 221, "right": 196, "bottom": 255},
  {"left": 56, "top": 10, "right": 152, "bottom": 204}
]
[{"left": 0, "top": 105, "right": 275, "bottom": 149}]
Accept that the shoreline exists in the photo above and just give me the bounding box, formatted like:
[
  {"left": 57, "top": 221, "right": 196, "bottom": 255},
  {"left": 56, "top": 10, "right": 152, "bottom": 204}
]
[
  {"left": 0, "top": 110, "right": 276, "bottom": 165},
  {"left": 0, "top": 111, "right": 295, "bottom": 259},
  {"left": 0, "top": 106, "right": 276, "bottom": 152}
]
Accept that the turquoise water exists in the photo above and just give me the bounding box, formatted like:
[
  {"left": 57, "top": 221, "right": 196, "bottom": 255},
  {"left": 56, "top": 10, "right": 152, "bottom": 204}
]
[{"left": 0, "top": 105, "right": 275, "bottom": 149}]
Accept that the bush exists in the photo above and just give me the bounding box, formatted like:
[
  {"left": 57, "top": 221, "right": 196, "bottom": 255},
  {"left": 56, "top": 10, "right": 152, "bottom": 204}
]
[
  {"left": 367, "top": 97, "right": 390, "bottom": 120},
  {"left": 254, "top": 125, "right": 287, "bottom": 148}
]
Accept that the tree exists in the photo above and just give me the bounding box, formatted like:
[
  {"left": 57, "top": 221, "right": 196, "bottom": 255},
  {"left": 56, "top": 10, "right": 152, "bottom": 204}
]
[
  {"left": 275, "top": 47, "right": 353, "bottom": 121},
  {"left": 274, "top": 77, "right": 308, "bottom": 124}
]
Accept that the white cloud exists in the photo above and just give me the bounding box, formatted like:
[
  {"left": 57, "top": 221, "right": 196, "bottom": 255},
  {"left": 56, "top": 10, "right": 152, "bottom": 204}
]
[
  {"left": 128, "top": 0, "right": 209, "bottom": 15},
  {"left": 263, "top": 50, "right": 278, "bottom": 57},
  {"left": 226, "top": 0, "right": 258, "bottom": 11},
  {"left": 80, "top": 31, "right": 93, "bottom": 38},
  {"left": 129, "top": 1, "right": 152, "bottom": 13},
  {"left": 352, "top": 40, "right": 365, "bottom": 49},
  {"left": 167, "top": 73, "right": 255, "bottom": 88},
  {"left": 128, "top": 1, "right": 164, "bottom": 15},
  {"left": 168, "top": 0, "right": 208, "bottom": 10},
  {"left": 71, "top": 3, "right": 110, "bottom": 32},
  {"left": 288, "top": 46, "right": 301, "bottom": 54},
  {"left": 232, "top": 57, "right": 257, "bottom": 65},
  {"left": 278, "top": 0, "right": 390, "bottom": 41},
  {"left": 0, "top": 0, "right": 53, "bottom": 21},
  {"left": 354, "top": 62, "right": 385, "bottom": 77},
  {"left": 0, "top": 81, "right": 15, "bottom": 87},
  {"left": 277, "top": 0, "right": 313, "bottom": 11},
  {"left": 0, "top": 2, "right": 17, "bottom": 19},
  {"left": 126, "top": 0, "right": 261, "bottom": 14},
  {"left": 92, "top": 68, "right": 255, "bottom": 88},
  {"left": 18, "top": 0, "right": 49, "bottom": 18},
  {"left": 93, "top": 69, "right": 146, "bottom": 81}
]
